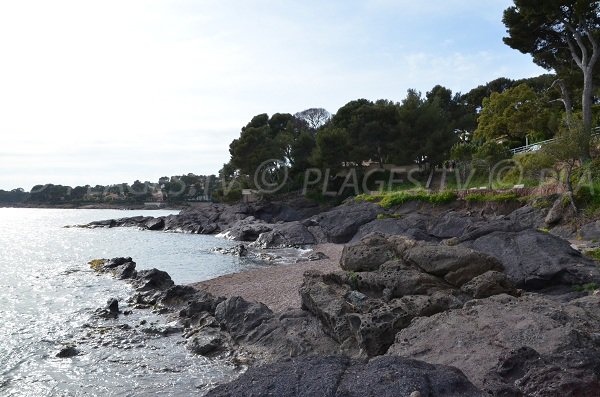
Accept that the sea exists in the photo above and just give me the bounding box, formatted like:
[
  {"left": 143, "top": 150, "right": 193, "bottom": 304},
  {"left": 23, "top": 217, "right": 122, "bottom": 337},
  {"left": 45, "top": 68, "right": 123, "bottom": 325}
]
[{"left": 0, "top": 208, "right": 283, "bottom": 396}]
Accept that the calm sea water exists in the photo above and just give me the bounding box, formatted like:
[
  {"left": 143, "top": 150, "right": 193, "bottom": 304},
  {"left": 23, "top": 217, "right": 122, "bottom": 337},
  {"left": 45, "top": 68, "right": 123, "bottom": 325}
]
[{"left": 0, "top": 208, "right": 277, "bottom": 396}]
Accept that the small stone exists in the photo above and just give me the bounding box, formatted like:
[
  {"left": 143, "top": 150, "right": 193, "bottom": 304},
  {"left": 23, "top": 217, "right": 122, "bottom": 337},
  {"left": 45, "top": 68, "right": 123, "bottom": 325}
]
[
  {"left": 56, "top": 346, "right": 79, "bottom": 358},
  {"left": 410, "top": 392, "right": 421, "bottom": 397}
]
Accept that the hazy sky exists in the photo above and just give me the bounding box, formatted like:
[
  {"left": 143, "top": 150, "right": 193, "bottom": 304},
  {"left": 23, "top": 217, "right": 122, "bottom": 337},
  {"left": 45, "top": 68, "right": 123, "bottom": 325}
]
[{"left": 0, "top": 0, "right": 545, "bottom": 190}]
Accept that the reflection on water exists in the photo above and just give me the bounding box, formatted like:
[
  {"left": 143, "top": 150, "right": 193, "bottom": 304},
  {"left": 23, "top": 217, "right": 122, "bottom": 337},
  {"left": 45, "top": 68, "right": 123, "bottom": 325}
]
[{"left": 0, "top": 208, "right": 278, "bottom": 396}]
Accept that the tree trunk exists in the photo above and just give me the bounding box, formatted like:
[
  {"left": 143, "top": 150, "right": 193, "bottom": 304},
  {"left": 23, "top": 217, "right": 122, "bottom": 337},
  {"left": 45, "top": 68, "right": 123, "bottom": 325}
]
[
  {"left": 554, "top": 79, "right": 573, "bottom": 127},
  {"left": 580, "top": 68, "right": 594, "bottom": 162}
]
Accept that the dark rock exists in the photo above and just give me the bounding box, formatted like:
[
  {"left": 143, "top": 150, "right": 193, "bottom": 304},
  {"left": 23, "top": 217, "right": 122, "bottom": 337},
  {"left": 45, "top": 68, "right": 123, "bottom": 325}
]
[
  {"left": 187, "top": 328, "right": 225, "bottom": 356},
  {"left": 429, "top": 211, "right": 480, "bottom": 239},
  {"left": 56, "top": 346, "right": 79, "bottom": 358},
  {"left": 106, "top": 298, "right": 119, "bottom": 313},
  {"left": 206, "top": 355, "right": 483, "bottom": 397},
  {"left": 352, "top": 266, "right": 452, "bottom": 300},
  {"left": 300, "top": 271, "right": 353, "bottom": 344},
  {"left": 462, "top": 229, "right": 600, "bottom": 290},
  {"left": 347, "top": 292, "right": 463, "bottom": 356},
  {"left": 224, "top": 217, "right": 273, "bottom": 241},
  {"left": 404, "top": 244, "right": 503, "bottom": 287},
  {"left": 132, "top": 269, "right": 174, "bottom": 291},
  {"left": 306, "top": 251, "right": 329, "bottom": 261},
  {"left": 104, "top": 257, "right": 133, "bottom": 268},
  {"left": 252, "top": 221, "right": 316, "bottom": 248},
  {"left": 550, "top": 224, "right": 578, "bottom": 239},
  {"left": 179, "top": 290, "right": 225, "bottom": 320},
  {"left": 340, "top": 232, "right": 396, "bottom": 272},
  {"left": 157, "top": 285, "right": 197, "bottom": 306},
  {"left": 212, "top": 244, "right": 249, "bottom": 257},
  {"left": 214, "top": 297, "right": 274, "bottom": 341},
  {"left": 483, "top": 347, "right": 600, "bottom": 396},
  {"left": 306, "top": 202, "right": 384, "bottom": 243},
  {"left": 113, "top": 261, "right": 137, "bottom": 279},
  {"left": 387, "top": 294, "right": 600, "bottom": 393},
  {"left": 352, "top": 214, "right": 437, "bottom": 242},
  {"left": 580, "top": 221, "right": 600, "bottom": 241},
  {"left": 504, "top": 205, "right": 547, "bottom": 229},
  {"left": 145, "top": 217, "right": 165, "bottom": 231},
  {"left": 460, "top": 271, "right": 519, "bottom": 299}
]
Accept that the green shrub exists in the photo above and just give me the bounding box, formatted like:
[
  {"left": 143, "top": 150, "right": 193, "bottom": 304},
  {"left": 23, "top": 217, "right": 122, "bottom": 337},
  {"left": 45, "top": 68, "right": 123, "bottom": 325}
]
[
  {"left": 584, "top": 248, "right": 600, "bottom": 262},
  {"left": 377, "top": 190, "right": 457, "bottom": 208},
  {"left": 572, "top": 282, "right": 599, "bottom": 292},
  {"left": 376, "top": 213, "right": 403, "bottom": 220}
]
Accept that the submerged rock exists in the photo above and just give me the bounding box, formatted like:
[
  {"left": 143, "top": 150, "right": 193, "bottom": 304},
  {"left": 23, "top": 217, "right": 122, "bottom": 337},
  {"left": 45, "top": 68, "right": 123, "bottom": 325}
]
[{"left": 56, "top": 345, "right": 79, "bottom": 358}]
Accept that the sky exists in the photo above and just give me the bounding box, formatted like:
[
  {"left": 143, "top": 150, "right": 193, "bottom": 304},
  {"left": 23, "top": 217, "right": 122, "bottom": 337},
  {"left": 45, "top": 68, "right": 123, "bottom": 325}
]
[{"left": 0, "top": 0, "right": 546, "bottom": 190}]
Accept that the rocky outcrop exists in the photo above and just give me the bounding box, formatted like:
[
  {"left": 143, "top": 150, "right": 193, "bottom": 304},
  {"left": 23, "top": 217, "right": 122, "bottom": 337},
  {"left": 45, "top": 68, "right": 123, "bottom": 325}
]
[
  {"left": 404, "top": 244, "right": 503, "bottom": 287},
  {"left": 222, "top": 217, "right": 273, "bottom": 241},
  {"left": 300, "top": 233, "right": 517, "bottom": 357},
  {"left": 387, "top": 293, "right": 600, "bottom": 395},
  {"left": 79, "top": 199, "right": 327, "bottom": 236},
  {"left": 206, "top": 355, "right": 483, "bottom": 397},
  {"left": 91, "top": 257, "right": 341, "bottom": 362},
  {"left": 303, "top": 202, "right": 384, "bottom": 244},
  {"left": 252, "top": 221, "right": 316, "bottom": 248},
  {"left": 461, "top": 229, "right": 600, "bottom": 290}
]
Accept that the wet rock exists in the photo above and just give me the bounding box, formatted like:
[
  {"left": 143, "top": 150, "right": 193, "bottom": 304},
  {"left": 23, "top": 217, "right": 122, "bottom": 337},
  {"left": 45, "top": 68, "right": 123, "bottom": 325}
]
[
  {"left": 212, "top": 244, "right": 250, "bottom": 257},
  {"left": 90, "top": 257, "right": 137, "bottom": 279},
  {"left": 56, "top": 345, "right": 79, "bottom": 358},
  {"left": 462, "top": 229, "right": 600, "bottom": 290},
  {"left": 106, "top": 298, "right": 119, "bottom": 314},
  {"left": 141, "top": 321, "right": 183, "bottom": 336},
  {"left": 187, "top": 328, "right": 225, "bottom": 356},
  {"left": 145, "top": 217, "right": 165, "bottom": 231},
  {"left": 206, "top": 355, "right": 483, "bottom": 397},
  {"left": 460, "top": 271, "right": 519, "bottom": 299}
]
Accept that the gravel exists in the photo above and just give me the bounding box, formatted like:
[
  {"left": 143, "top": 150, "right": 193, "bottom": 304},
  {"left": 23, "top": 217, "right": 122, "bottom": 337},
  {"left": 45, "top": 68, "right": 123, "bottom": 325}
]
[{"left": 190, "top": 244, "right": 343, "bottom": 312}]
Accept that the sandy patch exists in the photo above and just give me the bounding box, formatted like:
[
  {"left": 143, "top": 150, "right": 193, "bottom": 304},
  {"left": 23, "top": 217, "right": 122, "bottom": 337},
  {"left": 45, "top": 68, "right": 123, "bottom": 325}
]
[{"left": 190, "top": 244, "right": 343, "bottom": 312}]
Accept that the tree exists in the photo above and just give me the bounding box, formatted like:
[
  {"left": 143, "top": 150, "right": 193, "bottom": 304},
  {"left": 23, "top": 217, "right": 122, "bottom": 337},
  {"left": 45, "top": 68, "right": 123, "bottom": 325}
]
[
  {"left": 294, "top": 108, "right": 331, "bottom": 131},
  {"left": 475, "top": 83, "right": 560, "bottom": 146},
  {"left": 473, "top": 141, "right": 512, "bottom": 188},
  {"left": 503, "top": 0, "right": 600, "bottom": 160},
  {"left": 542, "top": 117, "right": 587, "bottom": 196},
  {"left": 450, "top": 142, "right": 477, "bottom": 186},
  {"left": 313, "top": 127, "right": 351, "bottom": 172}
]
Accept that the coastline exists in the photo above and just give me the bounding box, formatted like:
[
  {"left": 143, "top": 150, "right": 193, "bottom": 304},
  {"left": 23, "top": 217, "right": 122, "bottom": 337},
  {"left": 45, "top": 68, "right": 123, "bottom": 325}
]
[
  {"left": 0, "top": 203, "right": 183, "bottom": 210},
  {"left": 191, "top": 244, "right": 343, "bottom": 312}
]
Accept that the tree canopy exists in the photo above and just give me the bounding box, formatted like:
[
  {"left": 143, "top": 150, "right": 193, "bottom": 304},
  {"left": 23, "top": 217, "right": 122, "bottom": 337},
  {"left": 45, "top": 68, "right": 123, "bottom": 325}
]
[{"left": 503, "top": 0, "right": 600, "bottom": 158}]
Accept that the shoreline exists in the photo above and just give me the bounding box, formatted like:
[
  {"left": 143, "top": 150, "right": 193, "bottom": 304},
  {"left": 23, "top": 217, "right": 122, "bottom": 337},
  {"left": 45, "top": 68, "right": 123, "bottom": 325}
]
[
  {"left": 191, "top": 244, "right": 343, "bottom": 312},
  {"left": 0, "top": 203, "right": 183, "bottom": 210}
]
